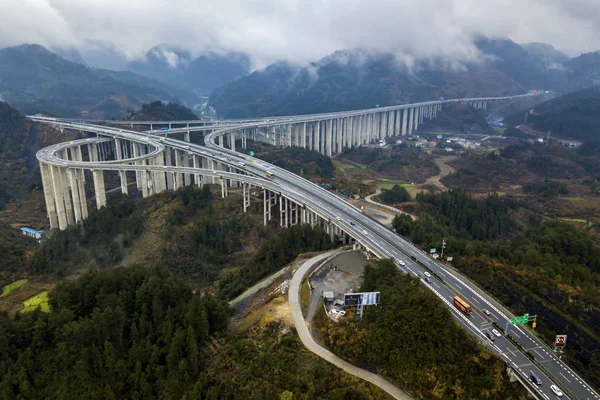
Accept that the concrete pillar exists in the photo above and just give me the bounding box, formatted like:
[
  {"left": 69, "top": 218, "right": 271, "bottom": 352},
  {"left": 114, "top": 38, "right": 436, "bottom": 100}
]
[
  {"left": 50, "top": 166, "right": 68, "bottom": 229},
  {"left": 163, "top": 147, "right": 173, "bottom": 190},
  {"left": 218, "top": 135, "right": 224, "bottom": 147},
  {"left": 174, "top": 149, "right": 184, "bottom": 188},
  {"left": 327, "top": 119, "right": 333, "bottom": 156},
  {"left": 230, "top": 132, "right": 236, "bottom": 152},
  {"left": 408, "top": 108, "right": 414, "bottom": 135},
  {"left": 119, "top": 170, "right": 128, "bottom": 195},
  {"left": 114, "top": 138, "right": 123, "bottom": 160},
  {"left": 59, "top": 166, "right": 75, "bottom": 227},
  {"left": 414, "top": 106, "right": 419, "bottom": 131},
  {"left": 92, "top": 169, "right": 106, "bottom": 209},
  {"left": 315, "top": 121, "right": 321, "bottom": 154},
  {"left": 263, "top": 190, "right": 268, "bottom": 226},
  {"left": 302, "top": 123, "right": 307, "bottom": 149},
  {"left": 401, "top": 108, "right": 408, "bottom": 136},
  {"left": 40, "top": 162, "right": 58, "bottom": 228},
  {"left": 184, "top": 131, "right": 190, "bottom": 142},
  {"left": 72, "top": 146, "right": 88, "bottom": 220}
]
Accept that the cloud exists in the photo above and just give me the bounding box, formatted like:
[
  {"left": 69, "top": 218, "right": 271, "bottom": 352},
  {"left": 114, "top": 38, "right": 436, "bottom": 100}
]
[{"left": 0, "top": 0, "right": 599, "bottom": 69}]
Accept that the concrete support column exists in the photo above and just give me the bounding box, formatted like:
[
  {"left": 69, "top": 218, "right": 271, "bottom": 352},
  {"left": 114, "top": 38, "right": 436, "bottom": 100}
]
[
  {"left": 114, "top": 138, "right": 123, "bottom": 160},
  {"left": 302, "top": 122, "right": 307, "bottom": 149},
  {"left": 50, "top": 166, "right": 68, "bottom": 229},
  {"left": 92, "top": 169, "right": 106, "bottom": 209},
  {"left": 382, "top": 112, "right": 388, "bottom": 138},
  {"left": 174, "top": 149, "right": 183, "bottom": 188},
  {"left": 218, "top": 135, "right": 224, "bottom": 148},
  {"left": 401, "top": 108, "right": 408, "bottom": 136},
  {"left": 327, "top": 119, "right": 333, "bottom": 156},
  {"left": 408, "top": 108, "right": 414, "bottom": 135},
  {"left": 183, "top": 151, "right": 191, "bottom": 186},
  {"left": 119, "top": 170, "right": 128, "bottom": 195},
  {"left": 315, "top": 121, "right": 321, "bottom": 154},
  {"left": 164, "top": 147, "right": 174, "bottom": 190},
  {"left": 71, "top": 146, "right": 88, "bottom": 220},
  {"left": 58, "top": 165, "right": 75, "bottom": 227},
  {"left": 184, "top": 131, "right": 190, "bottom": 142},
  {"left": 414, "top": 106, "right": 419, "bottom": 131},
  {"left": 230, "top": 132, "right": 236, "bottom": 152},
  {"left": 40, "top": 163, "right": 58, "bottom": 229}
]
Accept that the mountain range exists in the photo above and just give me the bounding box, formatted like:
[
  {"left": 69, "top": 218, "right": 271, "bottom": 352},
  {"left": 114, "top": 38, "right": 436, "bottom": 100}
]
[
  {"left": 0, "top": 44, "right": 199, "bottom": 119},
  {"left": 209, "top": 38, "right": 600, "bottom": 118},
  {"left": 127, "top": 44, "right": 250, "bottom": 97}
]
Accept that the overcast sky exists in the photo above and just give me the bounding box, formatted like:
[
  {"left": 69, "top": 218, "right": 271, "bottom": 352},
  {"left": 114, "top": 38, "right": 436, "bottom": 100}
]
[{"left": 1, "top": 0, "right": 599, "bottom": 69}]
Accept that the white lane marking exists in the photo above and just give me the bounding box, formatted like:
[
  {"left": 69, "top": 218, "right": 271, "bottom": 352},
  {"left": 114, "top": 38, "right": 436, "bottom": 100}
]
[
  {"left": 560, "top": 372, "right": 572, "bottom": 384},
  {"left": 533, "top": 349, "right": 545, "bottom": 360},
  {"left": 510, "top": 329, "right": 521, "bottom": 338}
]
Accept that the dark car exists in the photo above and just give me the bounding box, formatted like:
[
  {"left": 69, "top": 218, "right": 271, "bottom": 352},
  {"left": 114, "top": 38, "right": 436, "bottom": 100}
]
[
  {"left": 485, "top": 332, "right": 495, "bottom": 342},
  {"left": 530, "top": 371, "right": 542, "bottom": 386},
  {"left": 350, "top": 221, "right": 355, "bottom": 226}
]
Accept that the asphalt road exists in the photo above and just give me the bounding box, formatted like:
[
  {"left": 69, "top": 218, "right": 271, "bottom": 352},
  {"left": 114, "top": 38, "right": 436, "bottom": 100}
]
[{"left": 289, "top": 250, "right": 412, "bottom": 400}]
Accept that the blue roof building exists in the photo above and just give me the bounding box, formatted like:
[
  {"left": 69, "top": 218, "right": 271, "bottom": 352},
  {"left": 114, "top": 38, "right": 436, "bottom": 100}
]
[{"left": 20, "top": 227, "right": 42, "bottom": 240}]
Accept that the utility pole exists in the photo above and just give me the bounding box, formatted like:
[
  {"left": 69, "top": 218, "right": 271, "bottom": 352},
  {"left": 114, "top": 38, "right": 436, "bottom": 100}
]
[{"left": 441, "top": 239, "right": 446, "bottom": 259}]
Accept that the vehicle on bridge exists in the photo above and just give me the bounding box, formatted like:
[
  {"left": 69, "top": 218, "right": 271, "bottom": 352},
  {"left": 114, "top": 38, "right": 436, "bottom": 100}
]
[
  {"left": 453, "top": 296, "right": 472, "bottom": 315},
  {"left": 161, "top": 127, "right": 169, "bottom": 131},
  {"left": 266, "top": 171, "right": 275, "bottom": 178}
]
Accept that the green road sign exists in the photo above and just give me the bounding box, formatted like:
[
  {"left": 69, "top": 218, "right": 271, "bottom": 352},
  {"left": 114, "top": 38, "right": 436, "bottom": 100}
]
[
  {"left": 511, "top": 313, "right": 529, "bottom": 325},
  {"left": 249, "top": 151, "right": 255, "bottom": 157}
]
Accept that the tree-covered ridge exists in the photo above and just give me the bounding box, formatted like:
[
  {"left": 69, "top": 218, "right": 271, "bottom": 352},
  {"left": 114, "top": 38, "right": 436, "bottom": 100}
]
[
  {"left": 317, "top": 259, "right": 527, "bottom": 400},
  {"left": 0, "top": 101, "right": 77, "bottom": 213},
  {"left": 219, "top": 223, "right": 333, "bottom": 299},
  {"left": 379, "top": 184, "right": 411, "bottom": 204},
  {"left": 124, "top": 101, "right": 198, "bottom": 121},
  {"left": 505, "top": 87, "right": 600, "bottom": 141},
  {"left": 243, "top": 142, "right": 336, "bottom": 179},
  {"left": 0, "top": 266, "right": 229, "bottom": 399},
  {"left": 392, "top": 192, "right": 600, "bottom": 387}
]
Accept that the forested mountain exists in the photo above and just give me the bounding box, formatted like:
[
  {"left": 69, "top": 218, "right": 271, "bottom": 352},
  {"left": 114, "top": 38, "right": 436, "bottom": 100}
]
[
  {"left": 123, "top": 101, "right": 198, "bottom": 121},
  {"left": 0, "top": 44, "right": 197, "bottom": 119},
  {"left": 127, "top": 44, "right": 250, "bottom": 96},
  {"left": 391, "top": 190, "right": 600, "bottom": 388},
  {"left": 505, "top": 87, "right": 600, "bottom": 140},
  {"left": 317, "top": 259, "right": 527, "bottom": 399},
  {"left": 208, "top": 38, "right": 600, "bottom": 118},
  {"left": 0, "top": 101, "right": 75, "bottom": 213}
]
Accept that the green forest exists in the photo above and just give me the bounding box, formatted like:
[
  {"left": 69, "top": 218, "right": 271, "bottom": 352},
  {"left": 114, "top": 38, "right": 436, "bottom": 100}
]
[
  {"left": 505, "top": 87, "right": 600, "bottom": 141},
  {"left": 392, "top": 190, "right": 600, "bottom": 387},
  {"left": 316, "top": 259, "right": 527, "bottom": 400},
  {"left": 379, "top": 184, "right": 411, "bottom": 204},
  {"left": 124, "top": 101, "right": 198, "bottom": 121}
]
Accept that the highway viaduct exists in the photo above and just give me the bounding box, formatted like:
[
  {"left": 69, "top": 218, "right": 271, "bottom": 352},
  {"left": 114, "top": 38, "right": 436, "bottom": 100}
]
[{"left": 33, "top": 94, "right": 600, "bottom": 400}]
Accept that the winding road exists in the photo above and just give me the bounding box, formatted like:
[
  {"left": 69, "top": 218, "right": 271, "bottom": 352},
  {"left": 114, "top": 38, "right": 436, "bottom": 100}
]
[{"left": 289, "top": 250, "right": 412, "bottom": 400}]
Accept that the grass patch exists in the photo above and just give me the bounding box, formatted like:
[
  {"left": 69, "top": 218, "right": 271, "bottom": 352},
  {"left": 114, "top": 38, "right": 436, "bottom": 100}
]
[
  {"left": 21, "top": 291, "right": 50, "bottom": 313},
  {"left": 300, "top": 280, "right": 311, "bottom": 317},
  {"left": 378, "top": 179, "right": 416, "bottom": 191},
  {"left": 0, "top": 279, "right": 28, "bottom": 298}
]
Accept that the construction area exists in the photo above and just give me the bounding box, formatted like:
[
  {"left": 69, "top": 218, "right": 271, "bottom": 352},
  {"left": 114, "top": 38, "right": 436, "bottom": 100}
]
[{"left": 305, "top": 251, "right": 369, "bottom": 324}]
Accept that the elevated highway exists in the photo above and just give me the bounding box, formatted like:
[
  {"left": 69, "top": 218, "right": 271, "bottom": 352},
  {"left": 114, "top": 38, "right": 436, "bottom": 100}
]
[{"left": 33, "top": 93, "right": 599, "bottom": 400}]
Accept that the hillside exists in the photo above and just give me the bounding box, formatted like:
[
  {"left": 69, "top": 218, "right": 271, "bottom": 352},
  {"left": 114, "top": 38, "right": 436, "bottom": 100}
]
[
  {"left": 316, "top": 258, "right": 527, "bottom": 399},
  {"left": 208, "top": 38, "right": 597, "bottom": 119},
  {"left": 127, "top": 44, "right": 250, "bottom": 96},
  {"left": 0, "top": 44, "right": 198, "bottom": 119},
  {"left": 209, "top": 47, "right": 527, "bottom": 118},
  {"left": 390, "top": 190, "right": 600, "bottom": 388},
  {"left": 123, "top": 101, "right": 199, "bottom": 121},
  {"left": 505, "top": 87, "right": 600, "bottom": 141},
  {"left": 417, "top": 103, "right": 494, "bottom": 134},
  {"left": 0, "top": 101, "right": 77, "bottom": 219}
]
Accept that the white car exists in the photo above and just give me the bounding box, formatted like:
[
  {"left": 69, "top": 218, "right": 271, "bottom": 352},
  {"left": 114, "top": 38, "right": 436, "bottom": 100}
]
[
  {"left": 398, "top": 260, "right": 406, "bottom": 266},
  {"left": 483, "top": 309, "right": 491, "bottom": 316},
  {"left": 362, "top": 230, "right": 368, "bottom": 235},
  {"left": 491, "top": 329, "right": 502, "bottom": 337},
  {"left": 550, "top": 385, "right": 563, "bottom": 397},
  {"left": 424, "top": 272, "right": 432, "bottom": 278},
  {"left": 336, "top": 216, "right": 341, "bottom": 221}
]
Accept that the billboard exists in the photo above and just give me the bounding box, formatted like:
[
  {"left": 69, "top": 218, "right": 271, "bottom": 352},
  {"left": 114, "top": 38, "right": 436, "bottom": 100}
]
[
  {"left": 554, "top": 335, "right": 567, "bottom": 348},
  {"left": 344, "top": 292, "right": 380, "bottom": 307}
]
